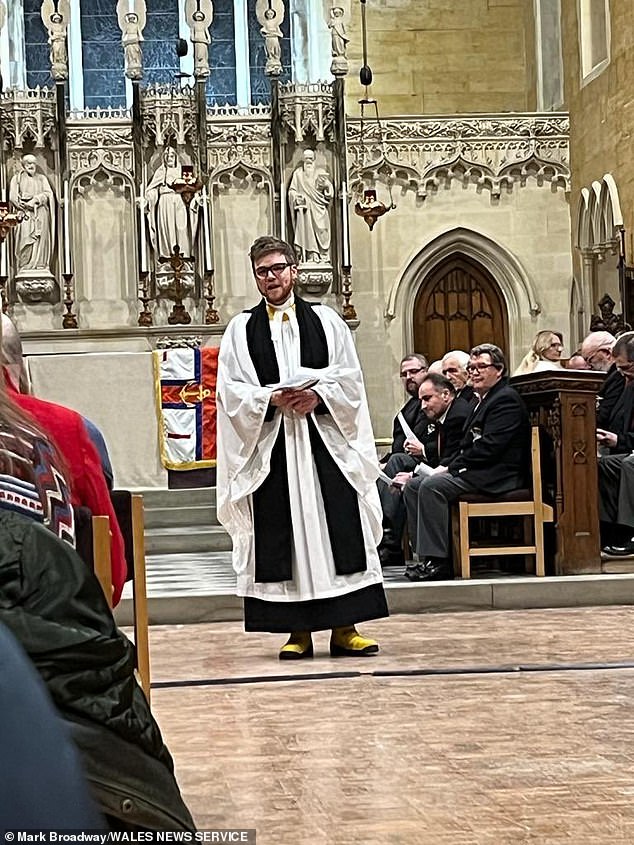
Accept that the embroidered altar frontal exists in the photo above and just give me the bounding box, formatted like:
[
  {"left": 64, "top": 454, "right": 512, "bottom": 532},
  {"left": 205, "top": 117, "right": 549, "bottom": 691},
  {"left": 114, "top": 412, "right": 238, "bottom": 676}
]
[{"left": 154, "top": 347, "right": 219, "bottom": 470}]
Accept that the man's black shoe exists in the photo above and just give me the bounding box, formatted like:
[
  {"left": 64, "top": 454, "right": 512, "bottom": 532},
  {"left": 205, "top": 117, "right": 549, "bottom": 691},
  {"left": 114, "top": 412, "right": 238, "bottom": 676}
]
[
  {"left": 414, "top": 557, "right": 454, "bottom": 581},
  {"left": 601, "top": 540, "right": 634, "bottom": 558},
  {"left": 404, "top": 562, "right": 426, "bottom": 581},
  {"left": 404, "top": 558, "right": 453, "bottom": 581}
]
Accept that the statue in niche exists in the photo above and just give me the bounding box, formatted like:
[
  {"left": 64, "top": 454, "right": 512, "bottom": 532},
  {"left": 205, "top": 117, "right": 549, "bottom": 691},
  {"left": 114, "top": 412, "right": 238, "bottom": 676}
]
[
  {"left": 41, "top": 0, "right": 70, "bottom": 81},
  {"left": 9, "top": 155, "right": 55, "bottom": 275},
  {"left": 146, "top": 147, "right": 200, "bottom": 263},
  {"left": 117, "top": 0, "right": 147, "bottom": 81},
  {"left": 256, "top": 0, "right": 284, "bottom": 76},
  {"left": 287, "top": 149, "right": 334, "bottom": 264},
  {"left": 324, "top": 0, "right": 350, "bottom": 76},
  {"left": 329, "top": 7, "right": 348, "bottom": 56},
  {"left": 185, "top": 0, "right": 213, "bottom": 80}
]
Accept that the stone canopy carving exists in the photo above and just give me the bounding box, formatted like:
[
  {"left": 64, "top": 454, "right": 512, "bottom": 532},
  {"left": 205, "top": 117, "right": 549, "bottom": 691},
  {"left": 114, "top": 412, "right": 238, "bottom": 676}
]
[{"left": 348, "top": 114, "right": 570, "bottom": 201}]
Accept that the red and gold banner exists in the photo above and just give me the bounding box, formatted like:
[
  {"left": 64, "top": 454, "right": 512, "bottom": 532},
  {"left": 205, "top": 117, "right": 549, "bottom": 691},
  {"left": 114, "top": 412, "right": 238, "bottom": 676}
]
[{"left": 153, "top": 346, "right": 218, "bottom": 470}]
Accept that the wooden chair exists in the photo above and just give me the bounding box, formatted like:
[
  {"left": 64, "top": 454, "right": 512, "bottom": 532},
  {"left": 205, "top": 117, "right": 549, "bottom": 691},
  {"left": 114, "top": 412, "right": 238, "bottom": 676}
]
[
  {"left": 453, "top": 426, "right": 554, "bottom": 579},
  {"left": 90, "top": 494, "right": 150, "bottom": 702}
]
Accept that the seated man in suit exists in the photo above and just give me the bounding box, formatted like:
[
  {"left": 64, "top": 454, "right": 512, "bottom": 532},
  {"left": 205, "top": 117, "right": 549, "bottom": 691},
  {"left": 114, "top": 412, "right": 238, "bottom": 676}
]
[
  {"left": 381, "top": 353, "right": 430, "bottom": 464},
  {"left": 377, "top": 354, "right": 429, "bottom": 564},
  {"left": 403, "top": 344, "right": 530, "bottom": 581},
  {"left": 596, "top": 332, "right": 634, "bottom": 555},
  {"left": 380, "top": 373, "right": 466, "bottom": 566},
  {"left": 1, "top": 315, "right": 126, "bottom": 605},
  {"left": 580, "top": 330, "right": 623, "bottom": 427},
  {"left": 397, "top": 372, "right": 476, "bottom": 578},
  {"left": 441, "top": 349, "right": 475, "bottom": 404}
]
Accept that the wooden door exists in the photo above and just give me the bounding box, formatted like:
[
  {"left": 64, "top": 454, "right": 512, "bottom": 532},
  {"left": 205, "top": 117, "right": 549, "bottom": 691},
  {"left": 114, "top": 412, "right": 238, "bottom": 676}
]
[{"left": 413, "top": 254, "right": 509, "bottom": 363}]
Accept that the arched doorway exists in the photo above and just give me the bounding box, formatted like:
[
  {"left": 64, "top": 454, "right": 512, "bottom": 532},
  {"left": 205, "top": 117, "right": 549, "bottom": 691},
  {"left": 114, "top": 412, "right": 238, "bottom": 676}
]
[{"left": 413, "top": 253, "right": 509, "bottom": 363}]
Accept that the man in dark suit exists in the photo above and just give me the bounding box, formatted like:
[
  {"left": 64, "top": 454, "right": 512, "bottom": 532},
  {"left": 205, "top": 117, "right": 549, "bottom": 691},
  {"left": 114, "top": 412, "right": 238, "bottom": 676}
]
[
  {"left": 595, "top": 332, "right": 634, "bottom": 555},
  {"left": 580, "top": 330, "right": 623, "bottom": 427},
  {"left": 377, "top": 354, "right": 429, "bottom": 564},
  {"left": 382, "top": 353, "right": 430, "bottom": 463},
  {"left": 403, "top": 344, "right": 530, "bottom": 581},
  {"left": 441, "top": 349, "right": 476, "bottom": 406},
  {"left": 393, "top": 373, "right": 475, "bottom": 575}
]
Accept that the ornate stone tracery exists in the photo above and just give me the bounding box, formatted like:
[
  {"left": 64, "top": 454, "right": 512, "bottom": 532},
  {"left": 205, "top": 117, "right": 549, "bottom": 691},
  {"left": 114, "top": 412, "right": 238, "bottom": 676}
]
[{"left": 347, "top": 114, "right": 570, "bottom": 201}]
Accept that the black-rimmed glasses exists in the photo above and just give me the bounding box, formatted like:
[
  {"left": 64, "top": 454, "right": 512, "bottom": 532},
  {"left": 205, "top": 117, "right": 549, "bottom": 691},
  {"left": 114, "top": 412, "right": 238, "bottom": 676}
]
[
  {"left": 400, "top": 366, "right": 426, "bottom": 378},
  {"left": 254, "top": 261, "right": 293, "bottom": 280},
  {"left": 466, "top": 363, "right": 497, "bottom": 374}
]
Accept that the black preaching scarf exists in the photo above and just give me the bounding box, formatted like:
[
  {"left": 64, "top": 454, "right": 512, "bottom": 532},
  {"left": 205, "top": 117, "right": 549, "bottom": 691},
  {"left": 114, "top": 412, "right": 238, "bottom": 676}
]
[{"left": 245, "top": 296, "right": 367, "bottom": 582}]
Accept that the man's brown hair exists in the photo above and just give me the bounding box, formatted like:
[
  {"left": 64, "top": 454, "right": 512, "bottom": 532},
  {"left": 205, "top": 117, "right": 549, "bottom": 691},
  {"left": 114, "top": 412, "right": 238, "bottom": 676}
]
[{"left": 249, "top": 236, "right": 297, "bottom": 269}]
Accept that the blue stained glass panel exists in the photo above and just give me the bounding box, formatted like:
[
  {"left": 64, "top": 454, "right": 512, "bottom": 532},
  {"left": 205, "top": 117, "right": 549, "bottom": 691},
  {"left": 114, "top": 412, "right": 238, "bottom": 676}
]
[
  {"left": 80, "top": 0, "right": 125, "bottom": 109},
  {"left": 24, "top": 1, "right": 52, "bottom": 90},
  {"left": 205, "top": 2, "right": 236, "bottom": 105}
]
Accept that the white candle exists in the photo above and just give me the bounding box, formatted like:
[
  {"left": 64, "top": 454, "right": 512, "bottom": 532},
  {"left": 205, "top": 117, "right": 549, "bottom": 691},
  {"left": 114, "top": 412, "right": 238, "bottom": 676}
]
[
  {"left": 0, "top": 241, "right": 7, "bottom": 277},
  {"left": 202, "top": 186, "right": 213, "bottom": 272},
  {"left": 280, "top": 178, "right": 287, "bottom": 241},
  {"left": 139, "top": 200, "right": 148, "bottom": 273},
  {"left": 341, "top": 181, "right": 350, "bottom": 267},
  {"left": 63, "top": 180, "right": 72, "bottom": 274}
]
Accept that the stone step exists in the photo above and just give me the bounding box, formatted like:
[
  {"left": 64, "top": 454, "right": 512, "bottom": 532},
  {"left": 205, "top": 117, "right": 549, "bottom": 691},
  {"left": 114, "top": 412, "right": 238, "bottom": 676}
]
[
  {"left": 144, "top": 504, "right": 217, "bottom": 529},
  {"left": 137, "top": 487, "right": 216, "bottom": 510},
  {"left": 115, "top": 570, "right": 634, "bottom": 627},
  {"left": 145, "top": 525, "right": 232, "bottom": 556}
]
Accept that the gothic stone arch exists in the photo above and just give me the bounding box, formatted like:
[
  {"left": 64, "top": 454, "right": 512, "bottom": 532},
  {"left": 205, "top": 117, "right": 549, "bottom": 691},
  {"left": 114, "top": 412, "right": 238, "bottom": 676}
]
[{"left": 386, "top": 227, "right": 540, "bottom": 369}]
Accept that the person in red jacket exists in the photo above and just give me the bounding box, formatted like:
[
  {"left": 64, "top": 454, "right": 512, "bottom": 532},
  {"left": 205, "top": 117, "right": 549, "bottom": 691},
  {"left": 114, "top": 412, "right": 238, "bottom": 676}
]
[{"left": 1, "top": 316, "right": 126, "bottom": 605}]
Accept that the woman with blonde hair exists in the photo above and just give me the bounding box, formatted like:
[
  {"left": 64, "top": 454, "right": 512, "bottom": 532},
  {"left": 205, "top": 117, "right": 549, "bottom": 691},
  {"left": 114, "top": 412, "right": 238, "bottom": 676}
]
[{"left": 514, "top": 330, "right": 564, "bottom": 376}]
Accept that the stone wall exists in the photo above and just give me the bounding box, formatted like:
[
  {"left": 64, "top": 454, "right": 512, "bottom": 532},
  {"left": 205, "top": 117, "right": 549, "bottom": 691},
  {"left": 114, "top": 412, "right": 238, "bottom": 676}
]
[
  {"left": 350, "top": 178, "right": 572, "bottom": 440},
  {"left": 343, "top": 0, "right": 537, "bottom": 116},
  {"left": 561, "top": 0, "right": 634, "bottom": 297}
]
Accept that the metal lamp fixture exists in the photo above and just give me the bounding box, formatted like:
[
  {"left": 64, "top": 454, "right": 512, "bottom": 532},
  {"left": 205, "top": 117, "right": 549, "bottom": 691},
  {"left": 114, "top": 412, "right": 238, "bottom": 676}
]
[{"left": 354, "top": 0, "right": 395, "bottom": 231}]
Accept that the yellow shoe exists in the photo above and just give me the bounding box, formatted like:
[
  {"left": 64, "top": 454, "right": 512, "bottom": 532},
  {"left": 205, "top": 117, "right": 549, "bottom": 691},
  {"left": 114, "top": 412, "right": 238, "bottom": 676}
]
[
  {"left": 330, "top": 625, "right": 379, "bottom": 657},
  {"left": 279, "top": 632, "right": 313, "bottom": 660}
]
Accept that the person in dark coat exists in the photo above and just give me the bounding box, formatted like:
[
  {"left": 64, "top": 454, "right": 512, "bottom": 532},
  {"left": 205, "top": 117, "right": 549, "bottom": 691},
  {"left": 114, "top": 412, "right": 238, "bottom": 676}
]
[
  {"left": 376, "top": 354, "right": 429, "bottom": 564},
  {"left": 596, "top": 332, "right": 634, "bottom": 555},
  {"left": 0, "top": 509, "right": 195, "bottom": 831},
  {"left": 403, "top": 344, "right": 530, "bottom": 581},
  {"left": 0, "top": 621, "right": 104, "bottom": 829},
  {"left": 397, "top": 373, "right": 476, "bottom": 577}
]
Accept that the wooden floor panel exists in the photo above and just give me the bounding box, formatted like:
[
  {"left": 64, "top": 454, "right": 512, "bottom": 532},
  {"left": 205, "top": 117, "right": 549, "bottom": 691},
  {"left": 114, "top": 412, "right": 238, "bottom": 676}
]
[
  {"left": 145, "top": 608, "right": 634, "bottom": 843},
  {"left": 146, "top": 606, "right": 634, "bottom": 684}
]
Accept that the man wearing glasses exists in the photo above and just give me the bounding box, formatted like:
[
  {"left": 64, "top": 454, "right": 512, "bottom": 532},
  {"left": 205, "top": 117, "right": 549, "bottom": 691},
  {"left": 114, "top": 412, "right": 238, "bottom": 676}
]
[
  {"left": 403, "top": 343, "right": 529, "bottom": 581},
  {"left": 216, "top": 236, "right": 387, "bottom": 659},
  {"left": 580, "top": 330, "right": 623, "bottom": 427}
]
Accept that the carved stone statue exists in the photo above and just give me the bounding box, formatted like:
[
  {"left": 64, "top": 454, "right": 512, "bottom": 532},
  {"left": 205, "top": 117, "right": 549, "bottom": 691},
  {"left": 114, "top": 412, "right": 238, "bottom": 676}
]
[
  {"left": 41, "top": 0, "right": 70, "bottom": 81},
  {"left": 185, "top": 0, "right": 213, "bottom": 80},
  {"left": 8, "top": 155, "right": 57, "bottom": 301},
  {"left": 146, "top": 147, "right": 199, "bottom": 263},
  {"left": 256, "top": 0, "right": 284, "bottom": 77},
  {"left": 287, "top": 149, "right": 333, "bottom": 264},
  {"left": 324, "top": 0, "right": 350, "bottom": 76},
  {"left": 117, "top": 0, "right": 146, "bottom": 81}
]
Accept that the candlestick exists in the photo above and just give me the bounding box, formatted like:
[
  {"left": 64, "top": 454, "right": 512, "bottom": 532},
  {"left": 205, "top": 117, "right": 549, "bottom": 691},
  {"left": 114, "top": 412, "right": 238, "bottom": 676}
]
[
  {"left": 201, "top": 186, "right": 213, "bottom": 272},
  {"left": 63, "top": 180, "right": 72, "bottom": 275},
  {"left": 341, "top": 181, "right": 350, "bottom": 267}
]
